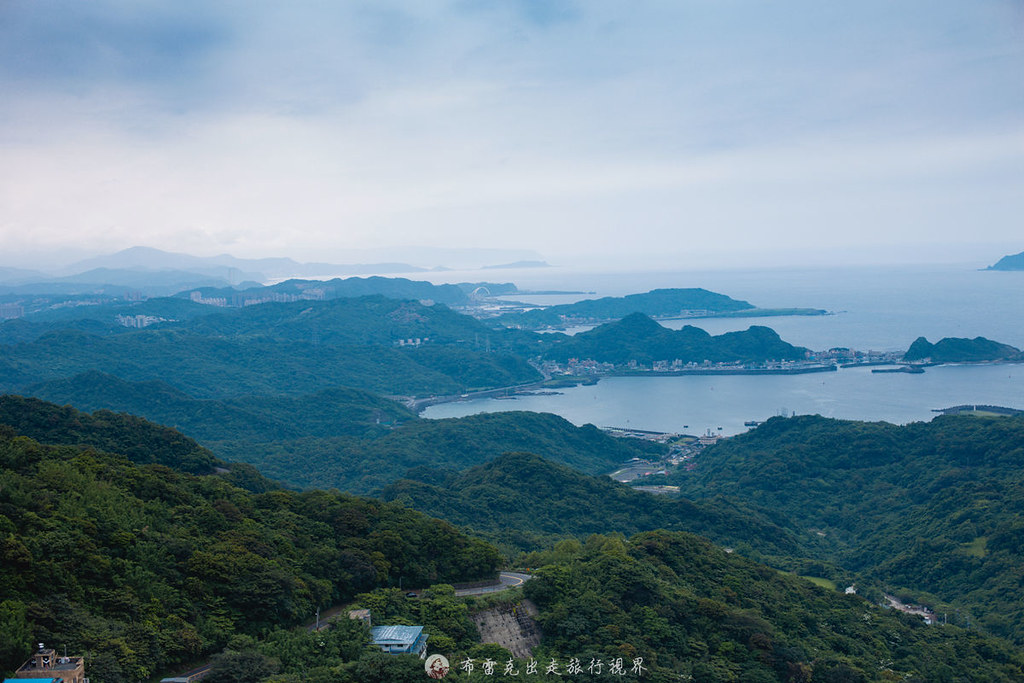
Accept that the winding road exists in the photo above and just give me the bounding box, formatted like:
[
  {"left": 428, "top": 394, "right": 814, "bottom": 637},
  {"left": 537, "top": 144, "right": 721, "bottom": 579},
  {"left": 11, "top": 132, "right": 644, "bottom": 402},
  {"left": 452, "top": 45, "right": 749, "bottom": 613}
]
[{"left": 455, "top": 571, "right": 532, "bottom": 596}]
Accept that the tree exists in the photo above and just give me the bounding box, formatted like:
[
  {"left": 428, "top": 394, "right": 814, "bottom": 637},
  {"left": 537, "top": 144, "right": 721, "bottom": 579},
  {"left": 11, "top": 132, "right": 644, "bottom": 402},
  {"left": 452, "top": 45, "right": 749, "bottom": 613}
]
[{"left": 0, "top": 600, "right": 32, "bottom": 674}]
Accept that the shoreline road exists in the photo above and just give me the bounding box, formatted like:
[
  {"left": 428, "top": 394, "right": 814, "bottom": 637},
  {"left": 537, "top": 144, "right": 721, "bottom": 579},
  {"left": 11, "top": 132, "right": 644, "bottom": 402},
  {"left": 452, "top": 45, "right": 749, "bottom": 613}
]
[{"left": 455, "top": 572, "right": 533, "bottom": 597}]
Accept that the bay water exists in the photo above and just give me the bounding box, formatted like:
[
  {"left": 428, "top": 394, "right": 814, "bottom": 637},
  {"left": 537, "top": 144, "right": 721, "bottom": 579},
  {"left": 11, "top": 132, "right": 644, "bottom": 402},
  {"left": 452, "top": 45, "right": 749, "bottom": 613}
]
[{"left": 420, "top": 263, "right": 1024, "bottom": 434}]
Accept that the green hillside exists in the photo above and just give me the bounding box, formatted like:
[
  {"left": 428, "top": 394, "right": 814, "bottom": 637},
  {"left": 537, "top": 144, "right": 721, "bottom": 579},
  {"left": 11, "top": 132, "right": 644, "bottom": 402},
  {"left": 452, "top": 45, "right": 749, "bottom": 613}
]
[
  {"left": 0, "top": 406, "right": 501, "bottom": 681},
  {"left": 544, "top": 313, "right": 808, "bottom": 365},
  {"left": 219, "top": 411, "right": 665, "bottom": 494},
  {"left": 180, "top": 275, "right": 471, "bottom": 307},
  {"left": 1, "top": 296, "right": 546, "bottom": 398},
  {"left": 496, "top": 287, "right": 754, "bottom": 329},
  {"left": 380, "top": 452, "right": 805, "bottom": 558},
  {"left": 27, "top": 371, "right": 415, "bottom": 442},
  {"left": 4, "top": 397, "right": 1024, "bottom": 682},
  {"left": 0, "top": 328, "right": 538, "bottom": 399},
  {"left": 0, "top": 394, "right": 218, "bottom": 474},
  {"left": 669, "top": 414, "right": 1024, "bottom": 642},
  {"left": 520, "top": 531, "right": 1024, "bottom": 682},
  {"left": 904, "top": 336, "right": 1022, "bottom": 362}
]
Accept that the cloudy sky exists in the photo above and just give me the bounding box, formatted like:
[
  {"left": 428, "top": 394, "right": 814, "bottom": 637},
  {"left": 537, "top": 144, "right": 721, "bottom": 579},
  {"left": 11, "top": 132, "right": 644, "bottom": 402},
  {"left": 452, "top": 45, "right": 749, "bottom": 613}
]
[{"left": 1, "top": 1, "right": 1022, "bottom": 269}]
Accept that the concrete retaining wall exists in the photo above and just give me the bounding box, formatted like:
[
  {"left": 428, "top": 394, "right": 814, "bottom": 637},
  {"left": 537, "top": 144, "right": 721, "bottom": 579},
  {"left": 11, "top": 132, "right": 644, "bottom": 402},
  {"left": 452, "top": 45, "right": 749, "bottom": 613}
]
[{"left": 471, "top": 600, "right": 541, "bottom": 658}]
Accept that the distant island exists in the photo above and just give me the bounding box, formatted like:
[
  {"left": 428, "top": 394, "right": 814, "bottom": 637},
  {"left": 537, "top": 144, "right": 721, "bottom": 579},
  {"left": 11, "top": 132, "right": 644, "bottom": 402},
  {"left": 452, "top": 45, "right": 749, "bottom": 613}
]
[
  {"left": 496, "top": 287, "right": 826, "bottom": 329},
  {"left": 480, "top": 260, "right": 551, "bottom": 269},
  {"left": 985, "top": 250, "right": 1024, "bottom": 271},
  {"left": 904, "top": 336, "right": 1023, "bottom": 363}
]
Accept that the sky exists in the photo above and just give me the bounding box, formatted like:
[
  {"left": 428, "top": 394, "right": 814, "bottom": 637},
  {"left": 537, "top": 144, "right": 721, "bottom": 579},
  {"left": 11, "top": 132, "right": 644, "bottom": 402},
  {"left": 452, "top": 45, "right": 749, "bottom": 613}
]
[{"left": 1, "top": 1, "right": 1022, "bottom": 271}]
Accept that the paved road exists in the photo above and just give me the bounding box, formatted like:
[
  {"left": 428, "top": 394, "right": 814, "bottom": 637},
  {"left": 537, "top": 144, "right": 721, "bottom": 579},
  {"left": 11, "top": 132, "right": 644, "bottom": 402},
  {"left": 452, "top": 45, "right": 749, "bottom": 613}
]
[{"left": 455, "top": 572, "right": 532, "bottom": 596}]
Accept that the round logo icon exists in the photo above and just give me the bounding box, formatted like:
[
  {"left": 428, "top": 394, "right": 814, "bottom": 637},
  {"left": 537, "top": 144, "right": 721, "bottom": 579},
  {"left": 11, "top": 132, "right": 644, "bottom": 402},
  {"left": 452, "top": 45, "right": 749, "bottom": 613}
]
[{"left": 425, "top": 654, "right": 450, "bottom": 679}]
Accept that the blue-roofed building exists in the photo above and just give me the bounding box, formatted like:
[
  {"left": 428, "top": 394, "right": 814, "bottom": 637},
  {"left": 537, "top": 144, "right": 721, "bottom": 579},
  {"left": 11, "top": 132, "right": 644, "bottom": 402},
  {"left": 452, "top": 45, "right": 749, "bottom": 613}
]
[
  {"left": 5, "top": 679, "right": 63, "bottom": 683},
  {"left": 370, "top": 625, "right": 428, "bottom": 658}
]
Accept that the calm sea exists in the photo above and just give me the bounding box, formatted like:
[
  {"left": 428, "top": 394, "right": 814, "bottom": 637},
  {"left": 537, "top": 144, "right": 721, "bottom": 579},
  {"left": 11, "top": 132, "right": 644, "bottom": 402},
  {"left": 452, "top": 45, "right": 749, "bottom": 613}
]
[{"left": 420, "top": 263, "right": 1024, "bottom": 434}]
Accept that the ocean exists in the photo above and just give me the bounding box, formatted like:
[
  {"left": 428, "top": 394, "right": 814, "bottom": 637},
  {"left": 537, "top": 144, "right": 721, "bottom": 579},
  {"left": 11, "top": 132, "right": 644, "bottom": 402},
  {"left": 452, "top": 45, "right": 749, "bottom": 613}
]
[{"left": 418, "top": 263, "right": 1024, "bottom": 434}]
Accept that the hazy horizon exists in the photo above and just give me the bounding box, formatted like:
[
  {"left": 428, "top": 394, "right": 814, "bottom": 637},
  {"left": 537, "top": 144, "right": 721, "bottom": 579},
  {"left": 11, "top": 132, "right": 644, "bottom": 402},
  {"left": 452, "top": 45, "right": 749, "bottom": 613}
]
[
  {"left": 1, "top": 243, "right": 1018, "bottom": 278},
  {"left": 2, "top": 2, "right": 1022, "bottom": 271}
]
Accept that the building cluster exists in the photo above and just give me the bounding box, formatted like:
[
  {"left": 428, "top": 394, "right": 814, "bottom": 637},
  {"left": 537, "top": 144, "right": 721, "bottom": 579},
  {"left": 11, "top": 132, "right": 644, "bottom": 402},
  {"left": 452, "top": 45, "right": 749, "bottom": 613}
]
[
  {"left": 538, "top": 358, "right": 614, "bottom": 376},
  {"left": 544, "top": 356, "right": 846, "bottom": 376},
  {"left": 807, "top": 347, "right": 901, "bottom": 364},
  {"left": 394, "top": 337, "right": 428, "bottom": 347},
  {"left": 0, "top": 303, "right": 24, "bottom": 320},
  {"left": 190, "top": 289, "right": 328, "bottom": 308},
  {"left": 116, "top": 314, "right": 171, "bottom": 329},
  {"left": 240, "top": 289, "right": 325, "bottom": 306},
  {"left": 4, "top": 643, "right": 86, "bottom": 683},
  {"left": 189, "top": 291, "right": 228, "bottom": 307},
  {"left": 607, "top": 431, "right": 712, "bottom": 484}
]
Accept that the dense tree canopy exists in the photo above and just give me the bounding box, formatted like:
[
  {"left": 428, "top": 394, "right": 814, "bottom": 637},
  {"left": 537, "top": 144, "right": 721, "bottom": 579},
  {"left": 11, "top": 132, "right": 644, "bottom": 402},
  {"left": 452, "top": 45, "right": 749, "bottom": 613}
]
[
  {"left": 669, "top": 414, "right": 1024, "bottom": 643},
  {"left": 543, "top": 314, "right": 808, "bottom": 365},
  {"left": 0, "top": 415, "right": 501, "bottom": 681},
  {"left": 380, "top": 452, "right": 803, "bottom": 559}
]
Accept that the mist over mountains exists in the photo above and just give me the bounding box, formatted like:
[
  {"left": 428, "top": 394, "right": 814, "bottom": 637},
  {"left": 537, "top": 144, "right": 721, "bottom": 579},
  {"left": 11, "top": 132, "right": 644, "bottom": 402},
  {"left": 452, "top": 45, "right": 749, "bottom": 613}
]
[{"left": 0, "top": 246, "right": 548, "bottom": 296}]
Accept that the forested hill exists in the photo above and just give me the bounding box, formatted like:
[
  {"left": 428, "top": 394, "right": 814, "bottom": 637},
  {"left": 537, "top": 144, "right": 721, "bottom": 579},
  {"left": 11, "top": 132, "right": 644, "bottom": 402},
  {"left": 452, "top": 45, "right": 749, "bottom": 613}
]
[
  {"left": 5, "top": 402, "right": 1022, "bottom": 682},
  {"left": 0, "top": 403, "right": 502, "bottom": 681},
  {"left": 26, "top": 371, "right": 415, "bottom": 443},
  {"left": 904, "top": 335, "right": 1022, "bottom": 362},
  {"left": 670, "top": 413, "right": 1024, "bottom": 643},
  {"left": 521, "top": 531, "right": 1024, "bottom": 682},
  {"left": 3, "top": 276, "right": 472, "bottom": 326},
  {"left": 544, "top": 313, "right": 808, "bottom": 364},
  {"left": 380, "top": 451, "right": 806, "bottom": 558},
  {"left": 0, "top": 328, "right": 538, "bottom": 401},
  {"left": 220, "top": 411, "right": 665, "bottom": 494},
  {"left": 170, "top": 295, "right": 523, "bottom": 349},
  {"left": 0, "top": 394, "right": 218, "bottom": 474},
  {"left": 1, "top": 295, "right": 547, "bottom": 398},
  {"left": 181, "top": 275, "right": 471, "bottom": 307},
  {"left": 496, "top": 287, "right": 753, "bottom": 328}
]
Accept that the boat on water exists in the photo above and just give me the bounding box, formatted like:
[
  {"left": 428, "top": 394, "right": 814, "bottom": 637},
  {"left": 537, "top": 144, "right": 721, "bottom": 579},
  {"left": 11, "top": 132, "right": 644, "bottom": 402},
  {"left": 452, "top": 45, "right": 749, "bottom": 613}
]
[{"left": 871, "top": 365, "right": 925, "bottom": 374}]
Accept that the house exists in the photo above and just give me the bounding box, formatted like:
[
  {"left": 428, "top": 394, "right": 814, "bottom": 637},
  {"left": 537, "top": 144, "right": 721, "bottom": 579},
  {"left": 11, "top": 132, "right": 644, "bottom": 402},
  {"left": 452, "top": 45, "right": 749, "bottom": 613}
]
[
  {"left": 6, "top": 644, "right": 86, "bottom": 683},
  {"left": 370, "top": 625, "right": 429, "bottom": 658}
]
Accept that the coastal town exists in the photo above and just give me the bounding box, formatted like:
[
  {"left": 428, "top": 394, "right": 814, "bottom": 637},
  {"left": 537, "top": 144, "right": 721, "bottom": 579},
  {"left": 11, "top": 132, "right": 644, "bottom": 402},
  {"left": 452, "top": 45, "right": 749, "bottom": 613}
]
[{"left": 537, "top": 347, "right": 909, "bottom": 380}]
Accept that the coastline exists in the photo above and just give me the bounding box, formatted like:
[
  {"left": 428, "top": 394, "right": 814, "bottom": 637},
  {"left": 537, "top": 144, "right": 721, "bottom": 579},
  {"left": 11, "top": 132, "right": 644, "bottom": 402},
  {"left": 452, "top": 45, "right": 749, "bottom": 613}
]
[
  {"left": 408, "top": 363, "right": 839, "bottom": 413},
  {"left": 413, "top": 359, "right": 1024, "bottom": 416},
  {"left": 611, "top": 364, "right": 838, "bottom": 377}
]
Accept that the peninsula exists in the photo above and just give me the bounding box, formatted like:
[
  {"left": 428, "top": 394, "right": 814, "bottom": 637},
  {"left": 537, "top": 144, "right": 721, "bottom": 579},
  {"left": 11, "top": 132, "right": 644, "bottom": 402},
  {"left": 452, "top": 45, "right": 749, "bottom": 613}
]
[
  {"left": 494, "top": 287, "right": 826, "bottom": 329},
  {"left": 904, "top": 336, "right": 1023, "bottom": 363},
  {"left": 985, "top": 250, "right": 1024, "bottom": 271}
]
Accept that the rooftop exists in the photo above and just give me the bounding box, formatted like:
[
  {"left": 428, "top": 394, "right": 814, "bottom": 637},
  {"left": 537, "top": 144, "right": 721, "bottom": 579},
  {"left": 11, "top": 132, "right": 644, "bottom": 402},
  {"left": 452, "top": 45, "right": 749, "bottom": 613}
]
[{"left": 371, "top": 625, "right": 424, "bottom": 644}]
